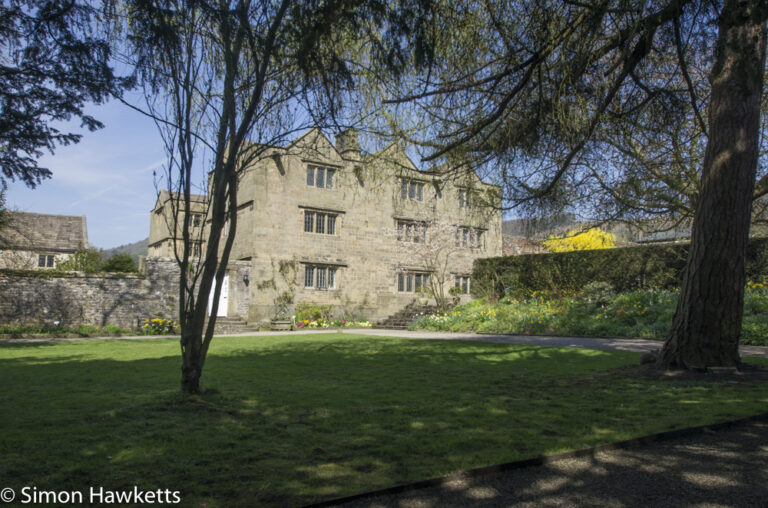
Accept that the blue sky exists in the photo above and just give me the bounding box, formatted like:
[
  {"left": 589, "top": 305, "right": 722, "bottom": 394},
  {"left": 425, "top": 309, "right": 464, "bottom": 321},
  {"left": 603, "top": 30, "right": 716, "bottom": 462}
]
[{"left": 5, "top": 97, "right": 167, "bottom": 249}]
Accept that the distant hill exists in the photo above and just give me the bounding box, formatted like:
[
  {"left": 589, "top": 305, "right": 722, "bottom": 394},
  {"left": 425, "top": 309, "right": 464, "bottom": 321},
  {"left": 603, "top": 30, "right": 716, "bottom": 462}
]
[{"left": 101, "top": 237, "right": 149, "bottom": 263}]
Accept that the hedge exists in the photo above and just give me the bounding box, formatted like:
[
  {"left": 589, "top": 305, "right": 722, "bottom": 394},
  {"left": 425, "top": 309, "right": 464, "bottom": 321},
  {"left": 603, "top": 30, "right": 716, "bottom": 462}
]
[{"left": 472, "top": 237, "right": 768, "bottom": 298}]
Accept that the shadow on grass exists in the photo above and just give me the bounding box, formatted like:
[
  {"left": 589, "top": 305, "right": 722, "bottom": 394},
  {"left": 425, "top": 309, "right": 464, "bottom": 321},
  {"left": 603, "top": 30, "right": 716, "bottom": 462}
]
[{"left": 1, "top": 337, "right": 766, "bottom": 507}]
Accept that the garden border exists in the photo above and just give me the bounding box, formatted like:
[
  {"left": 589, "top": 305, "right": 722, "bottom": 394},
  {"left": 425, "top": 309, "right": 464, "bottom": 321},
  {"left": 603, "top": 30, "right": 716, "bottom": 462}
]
[{"left": 305, "top": 411, "right": 768, "bottom": 507}]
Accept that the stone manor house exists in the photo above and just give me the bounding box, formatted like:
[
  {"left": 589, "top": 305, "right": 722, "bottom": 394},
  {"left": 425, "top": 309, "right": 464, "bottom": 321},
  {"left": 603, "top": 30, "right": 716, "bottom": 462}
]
[{"left": 148, "top": 129, "right": 502, "bottom": 323}]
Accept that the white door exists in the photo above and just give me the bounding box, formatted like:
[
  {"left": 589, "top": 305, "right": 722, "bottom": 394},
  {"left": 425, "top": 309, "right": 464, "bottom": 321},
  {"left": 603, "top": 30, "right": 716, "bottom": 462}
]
[{"left": 207, "top": 274, "right": 229, "bottom": 317}]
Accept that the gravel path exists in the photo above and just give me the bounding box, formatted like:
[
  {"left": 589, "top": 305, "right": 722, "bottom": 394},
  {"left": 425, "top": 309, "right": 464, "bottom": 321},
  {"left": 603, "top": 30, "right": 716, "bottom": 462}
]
[{"left": 333, "top": 418, "right": 768, "bottom": 508}]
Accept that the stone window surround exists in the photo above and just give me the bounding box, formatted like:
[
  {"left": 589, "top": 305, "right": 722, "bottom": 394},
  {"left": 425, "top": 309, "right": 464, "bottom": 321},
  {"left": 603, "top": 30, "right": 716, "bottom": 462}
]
[
  {"left": 303, "top": 211, "right": 338, "bottom": 235},
  {"left": 37, "top": 254, "right": 55, "bottom": 268},
  {"left": 396, "top": 218, "right": 427, "bottom": 243},
  {"left": 454, "top": 274, "right": 471, "bottom": 294},
  {"left": 400, "top": 178, "right": 426, "bottom": 201},
  {"left": 455, "top": 226, "right": 486, "bottom": 249},
  {"left": 305, "top": 161, "right": 340, "bottom": 190},
  {"left": 396, "top": 269, "right": 431, "bottom": 293},
  {"left": 299, "top": 205, "right": 345, "bottom": 236},
  {"left": 458, "top": 187, "right": 483, "bottom": 209},
  {"left": 301, "top": 261, "right": 345, "bottom": 290}
]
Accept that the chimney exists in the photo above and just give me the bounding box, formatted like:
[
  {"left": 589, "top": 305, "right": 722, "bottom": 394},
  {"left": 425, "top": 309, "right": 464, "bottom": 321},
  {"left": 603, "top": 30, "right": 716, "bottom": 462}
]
[{"left": 336, "top": 128, "right": 361, "bottom": 161}]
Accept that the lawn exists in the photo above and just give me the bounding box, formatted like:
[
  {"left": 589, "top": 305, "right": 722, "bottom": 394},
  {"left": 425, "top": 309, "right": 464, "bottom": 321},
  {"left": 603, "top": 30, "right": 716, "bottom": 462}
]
[{"left": 1, "top": 334, "right": 767, "bottom": 506}]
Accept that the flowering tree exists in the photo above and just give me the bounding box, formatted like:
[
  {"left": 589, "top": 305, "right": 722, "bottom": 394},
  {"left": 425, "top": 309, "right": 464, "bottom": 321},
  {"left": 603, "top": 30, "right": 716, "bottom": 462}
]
[{"left": 542, "top": 228, "right": 616, "bottom": 253}]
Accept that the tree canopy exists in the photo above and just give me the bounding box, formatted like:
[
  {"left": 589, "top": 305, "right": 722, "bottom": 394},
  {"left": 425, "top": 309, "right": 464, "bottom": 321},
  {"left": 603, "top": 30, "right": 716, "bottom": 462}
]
[
  {"left": 376, "top": 0, "right": 767, "bottom": 226},
  {"left": 376, "top": 0, "right": 767, "bottom": 369},
  {"left": 0, "top": 0, "right": 126, "bottom": 188}
]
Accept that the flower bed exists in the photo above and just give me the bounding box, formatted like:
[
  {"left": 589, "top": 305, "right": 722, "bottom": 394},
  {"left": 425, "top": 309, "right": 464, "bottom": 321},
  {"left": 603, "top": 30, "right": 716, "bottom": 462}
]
[{"left": 413, "top": 282, "right": 768, "bottom": 346}]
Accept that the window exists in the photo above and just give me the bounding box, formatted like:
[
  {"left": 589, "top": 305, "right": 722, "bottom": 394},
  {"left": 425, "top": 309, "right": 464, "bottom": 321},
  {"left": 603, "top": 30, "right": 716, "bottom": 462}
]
[
  {"left": 306, "top": 166, "right": 314, "bottom": 186},
  {"left": 459, "top": 189, "right": 479, "bottom": 208},
  {"left": 397, "top": 271, "right": 430, "bottom": 292},
  {"left": 456, "top": 227, "right": 484, "bottom": 249},
  {"left": 459, "top": 189, "right": 468, "bottom": 208},
  {"left": 305, "top": 266, "right": 315, "bottom": 287},
  {"left": 397, "top": 220, "right": 426, "bottom": 243},
  {"left": 400, "top": 179, "right": 425, "bottom": 201},
  {"left": 38, "top": 254, "right": 54, "bottom": 268},
  {"left": 307, "top": 165, "right": 335, "bottom": 189},
  {"left": 193, "top": 243, "right": 201, "bottom": 257},
  {"left": 304, "top": 265, "right": 338, "bottom": 289},
  {"left": 304, "top": 210, "right": 337, "bottom": 235},
  {"left": 192, "top": 214, "right": 201, "bottom": 227},
  {"left": 317, "top": 267, "right": 326, "bottom": 288},
  {"left": 455, "top": 275, "right": 470, "bottom": 294}
]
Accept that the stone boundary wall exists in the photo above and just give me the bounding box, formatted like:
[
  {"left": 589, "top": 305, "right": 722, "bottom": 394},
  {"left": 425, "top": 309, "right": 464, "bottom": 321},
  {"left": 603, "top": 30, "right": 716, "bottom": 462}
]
[{"left": 0, "top": 258, "right": 180, "bottom": 329}]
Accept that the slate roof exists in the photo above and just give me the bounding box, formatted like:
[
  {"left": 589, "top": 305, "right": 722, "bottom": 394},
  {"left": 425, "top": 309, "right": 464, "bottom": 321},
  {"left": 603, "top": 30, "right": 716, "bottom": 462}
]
[{"left": 1, "top": 212, "right": 88, "bottom": 252}]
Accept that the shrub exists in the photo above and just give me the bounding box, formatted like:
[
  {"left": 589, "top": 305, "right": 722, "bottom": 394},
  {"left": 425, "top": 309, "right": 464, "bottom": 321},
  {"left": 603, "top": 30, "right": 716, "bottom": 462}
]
[
  {"left": 100, "top": 324, "right": 129, "bottom": 335},
  {"left": 473, "top": 237, "right": 768, "bottom": 299},
  {"left": 295, "top": 302, "right": 333, "bottom": 322},
  {"left": 542, "top": 228, "right": 616, "bottom": 252},
  {"left": 579, "top": 281, "right": 616, "bottom": 306},
  {"left": 141, "top": 318, "right": 179, "bottom": 335},
  {"left": 102, "top": 253, "right": 136, "bottom": 273},
  {"left": 76, "top": 325, "right": 100, "bottom": 336},
  {"left": 57, "top": 247, "right": 103, "bottom": 273}
]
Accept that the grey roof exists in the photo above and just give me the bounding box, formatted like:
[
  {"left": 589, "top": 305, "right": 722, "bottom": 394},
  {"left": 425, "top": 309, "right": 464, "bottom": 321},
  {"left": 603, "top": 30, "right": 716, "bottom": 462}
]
[{"left": 1, "top": 212, "right": 88, "bottom": 252}]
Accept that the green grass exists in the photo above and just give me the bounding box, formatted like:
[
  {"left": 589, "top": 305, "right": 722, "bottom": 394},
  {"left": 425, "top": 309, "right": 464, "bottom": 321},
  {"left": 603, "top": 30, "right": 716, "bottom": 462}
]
[
  {"left": 1, "top": 334, "right": 767, "bottom": 506},
  {"left": 0, "top": 323, "right": 148, "bottom": 338},
  {"left": 414, "top": 286, "right": 768, "bottom": 345}
]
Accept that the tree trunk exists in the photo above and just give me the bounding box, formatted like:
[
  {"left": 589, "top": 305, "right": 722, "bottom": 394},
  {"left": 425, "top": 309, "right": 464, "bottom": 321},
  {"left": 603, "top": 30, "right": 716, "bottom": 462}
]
[
  {"left": 660, "top": 0, "right": 767, "bottom": 370},
  {"left": 180, "top": 329, "right": 203, "bottom": 394}
]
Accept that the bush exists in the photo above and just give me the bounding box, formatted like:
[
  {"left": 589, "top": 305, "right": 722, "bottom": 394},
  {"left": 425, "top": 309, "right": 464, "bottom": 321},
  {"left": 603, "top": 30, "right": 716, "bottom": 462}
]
[
  {"left": 542, "top": 228, "right": 616, "bottom": 252},
  {"left": 57, "top": 247, "right": 103, "bottom": 273},
  {"left": 102, "top": 253, "right": 136, "bottom": 273},
  {"left": 141, "top": 318, "right": 179, "bottom": 335},
  {"left": 100, "top": 324, "right": 130, "bottom": 335},
  {"left": 75, "top": 325, "right": 99, "bottom": 336},
  {"left": 579, "top": 281, "right": 616, "bottom": 306},
  {"left": 295, "top": 302, "right": 333, "bottom": 322},
  {"left": 473, "top": 237, "right": 768, "bottom": 299}
]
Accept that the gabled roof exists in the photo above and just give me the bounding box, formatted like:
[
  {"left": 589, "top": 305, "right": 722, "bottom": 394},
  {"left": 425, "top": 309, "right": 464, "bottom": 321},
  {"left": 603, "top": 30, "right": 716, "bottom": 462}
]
[
  {"left": 365, "top": 142, "right": 419, "bottom": 172},
  {"left": 153, "top": 190, "right": 208, "bottom": 211},
  {"left": 1, "top": 211, "right": 88, "bottom": 252},
  {"left": 285, "top": 128, "right": 343, "bottom": 164}
]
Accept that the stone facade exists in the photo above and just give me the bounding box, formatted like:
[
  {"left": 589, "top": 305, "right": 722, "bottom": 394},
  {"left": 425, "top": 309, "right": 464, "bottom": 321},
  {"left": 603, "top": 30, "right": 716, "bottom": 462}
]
[
  {"left": 0, "top": 212, "right": 88, "bottom": 270},
  {"left": 0, "top": 258, "right": 179, "bottom": 329},
  {"left": 148, "top": 191, "right": 208, "bottom": 259},
  {"left": 149, "top": 129, "right": 503, "bottom": 322}
]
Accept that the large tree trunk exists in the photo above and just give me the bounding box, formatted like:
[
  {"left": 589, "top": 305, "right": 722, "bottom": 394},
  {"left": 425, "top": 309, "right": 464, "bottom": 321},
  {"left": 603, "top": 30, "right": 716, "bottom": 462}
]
[
  {"left": 181, "top": 331, "right": 202, "bottom": 394},
  {"left": 660, "top": 0, "right": 767, "bottom": 370}
]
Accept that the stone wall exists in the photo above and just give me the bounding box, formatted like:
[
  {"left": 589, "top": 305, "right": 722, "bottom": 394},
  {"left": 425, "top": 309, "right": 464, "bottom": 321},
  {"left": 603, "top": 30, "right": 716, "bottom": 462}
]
[
  {"left": 0, "top": 257, "right": 254, "bottom": 329},
  {"left": 0, "top": 258, "right": 180, "bottom": 329}
]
